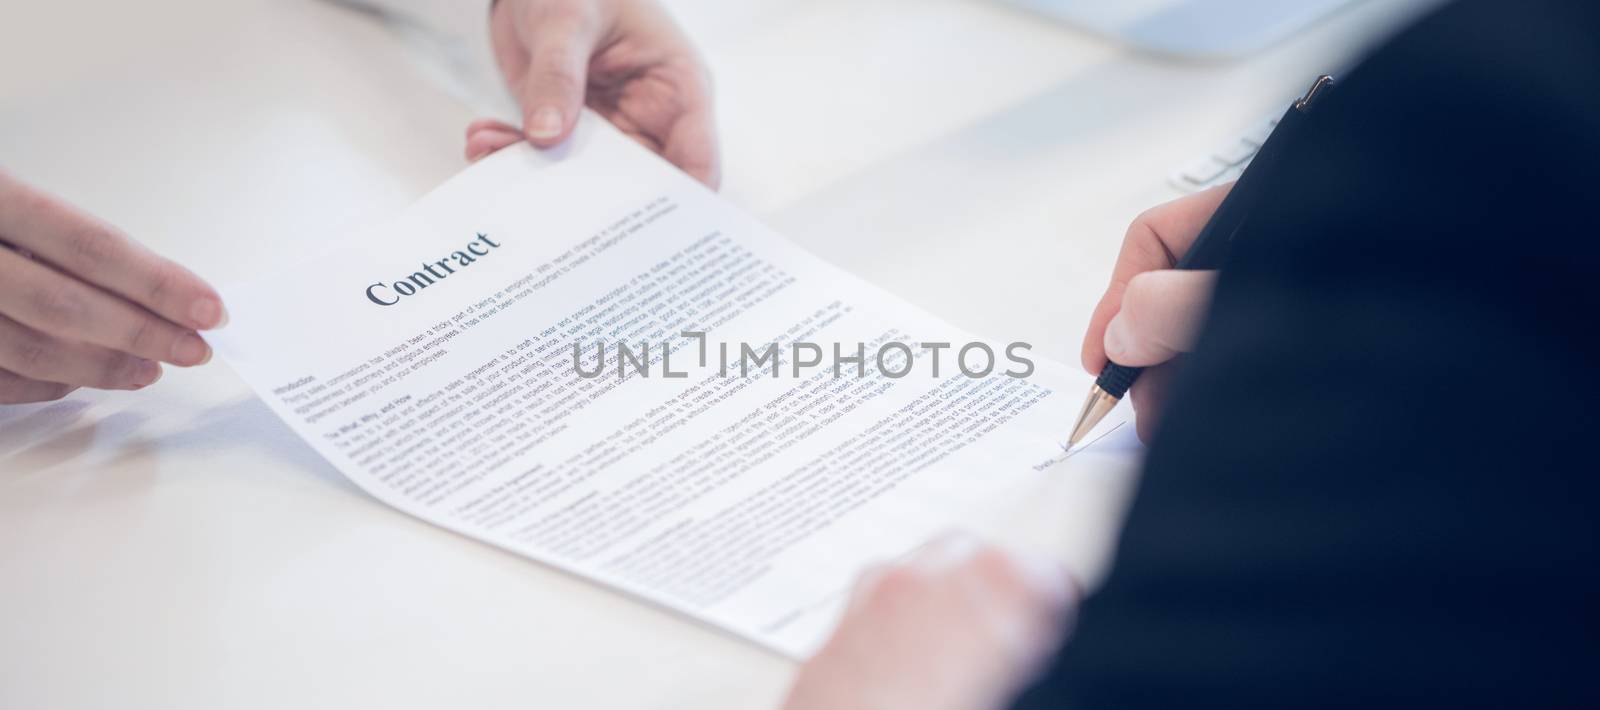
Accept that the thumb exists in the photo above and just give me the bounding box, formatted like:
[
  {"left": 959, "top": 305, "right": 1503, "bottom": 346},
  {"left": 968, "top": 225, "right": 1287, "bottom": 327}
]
[
  {"left": 1103, "top": 269, "right": 1217, "bottom": 367},
  {"left": 517, "top": 22, "right": 598, "bottom": 147}
]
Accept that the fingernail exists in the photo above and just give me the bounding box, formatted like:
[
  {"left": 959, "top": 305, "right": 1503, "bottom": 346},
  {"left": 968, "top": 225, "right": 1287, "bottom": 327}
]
[
  {"left": 172, "top": 333, "right": 212, "bottom": 366},
  {"left": 1104, "top": 318, "right": 1129, "bottom": 360},
  {"left": 131, "top": 358, "right": 163, "bottom": 388},
  {"left": 528, "top": 107, "right": 564, "bottom": 140},
  {"left": 190, "top": 298, "right": 226, "bottom": 329}
]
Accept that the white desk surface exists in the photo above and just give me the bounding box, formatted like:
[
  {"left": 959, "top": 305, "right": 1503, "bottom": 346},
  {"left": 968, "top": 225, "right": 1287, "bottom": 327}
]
[{"left": 0, "top": 1, "right": 1431, "bottom": 707}]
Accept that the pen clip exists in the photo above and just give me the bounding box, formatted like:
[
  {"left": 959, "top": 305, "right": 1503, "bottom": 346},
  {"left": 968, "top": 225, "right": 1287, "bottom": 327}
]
[{"left": 1294, "top": 75, "right": 1336, "bottom": 113}]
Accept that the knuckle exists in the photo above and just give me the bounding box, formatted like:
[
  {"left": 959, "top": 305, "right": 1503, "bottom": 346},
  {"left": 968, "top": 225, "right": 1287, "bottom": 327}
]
[
  {"left": 9, "top": 337, "right": 57, "bottom": 376},
  {"left": 1129, "top": 206, "right": 1162, "bottom": 234},
  {"left": 533, "top": 62, "right": 584, "bottom": 96},
  {"left": 65, "top": 226, "right": 122, "bottom": 273},
  {"left": 27, "top": 282, "right": 83, "bottom": 325},
  {"left": 124, "top": 314, "right": 164, "bottom": 354},
  {"left": 1123, "top": 216, "right": 1178, "bottom": 269},
  {"left": 145, "top": 262, "right": 184, "bottom": 307},
  {"left": 664, "top": 55, "right": 713, "bottom": 92}
]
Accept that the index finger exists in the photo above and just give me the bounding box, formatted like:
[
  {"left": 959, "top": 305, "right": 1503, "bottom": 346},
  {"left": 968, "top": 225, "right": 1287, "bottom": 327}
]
[
  {"left": 1080, "top": 183, "right": 1232, "bottom": 374},
  {"left": 0, "top": 172, "right": 226, "bottom": 330}
]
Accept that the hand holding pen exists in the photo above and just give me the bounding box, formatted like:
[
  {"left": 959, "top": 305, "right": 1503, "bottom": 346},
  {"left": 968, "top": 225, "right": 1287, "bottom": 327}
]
[
  {"left": 1069, "top": 75, "right": 1333, "bottom": 446},
  {"left": 1077, "top": 184, "right": 1231, "bottom": 443}
]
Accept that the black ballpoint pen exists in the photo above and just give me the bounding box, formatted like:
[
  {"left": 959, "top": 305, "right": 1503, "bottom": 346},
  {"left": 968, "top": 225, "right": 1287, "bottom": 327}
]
[{"left": 1066, "top": 74, "right": 1336, "bottom": 449}]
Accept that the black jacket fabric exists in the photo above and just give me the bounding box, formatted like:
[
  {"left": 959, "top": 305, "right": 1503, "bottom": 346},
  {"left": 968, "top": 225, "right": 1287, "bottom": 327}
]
[{"left": 1014, "top": 1, "right": 1600, "bottom": 706}]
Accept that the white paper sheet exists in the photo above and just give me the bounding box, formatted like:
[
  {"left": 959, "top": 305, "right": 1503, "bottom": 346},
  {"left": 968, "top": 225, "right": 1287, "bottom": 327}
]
[{"left": 207, "top": 115, "right": 1134, "bottom": 657}]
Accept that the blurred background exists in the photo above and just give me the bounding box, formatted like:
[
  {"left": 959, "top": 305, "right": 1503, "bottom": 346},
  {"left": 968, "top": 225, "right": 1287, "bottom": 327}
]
[{"left": 0, "top": 1, "right": 1437, "bottom": 707}]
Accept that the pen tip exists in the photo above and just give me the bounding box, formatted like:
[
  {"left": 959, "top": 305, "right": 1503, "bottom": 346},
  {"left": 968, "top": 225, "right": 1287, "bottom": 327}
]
[{"left": 1068, "top": 385, "right": 1120, "bottom": 449}]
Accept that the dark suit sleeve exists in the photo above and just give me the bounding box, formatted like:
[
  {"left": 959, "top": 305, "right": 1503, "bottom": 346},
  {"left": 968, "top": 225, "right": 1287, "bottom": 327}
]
[{"left": 1012, "top": 1, "right": 1600, "bottom": 707}]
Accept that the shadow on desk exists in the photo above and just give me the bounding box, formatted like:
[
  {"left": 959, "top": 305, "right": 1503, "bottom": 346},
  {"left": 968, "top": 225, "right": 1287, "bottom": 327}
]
[{"left": 0, "top": 394, "right": 356, "bottom": 497}]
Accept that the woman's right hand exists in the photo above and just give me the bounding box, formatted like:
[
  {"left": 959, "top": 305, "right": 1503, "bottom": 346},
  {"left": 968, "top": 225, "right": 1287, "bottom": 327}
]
[
  {"left": 0, "top": 171, "right": 226, "bottom": 404},
  {"left": 1081, "top": 184, "right": 1231, "bottom": 443},
  {"left": 466, "top": 0, "right": 719, "bottom": 187}
]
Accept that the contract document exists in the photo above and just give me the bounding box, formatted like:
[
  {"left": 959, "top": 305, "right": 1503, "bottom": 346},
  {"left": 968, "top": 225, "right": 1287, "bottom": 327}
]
[{"left": 208, "top": 115, "right": 1135, "bottom": 657}]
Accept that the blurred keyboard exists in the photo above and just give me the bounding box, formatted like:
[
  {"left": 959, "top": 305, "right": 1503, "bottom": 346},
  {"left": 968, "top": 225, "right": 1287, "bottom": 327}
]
[{"left": 1167, "top": 113, "right": 1280, "bottom": 194}]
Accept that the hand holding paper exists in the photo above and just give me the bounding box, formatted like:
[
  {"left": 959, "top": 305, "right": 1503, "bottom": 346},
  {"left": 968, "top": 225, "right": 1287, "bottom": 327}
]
[
  {"left": 0, "top": 170, "right": 225, "bottom": 403},
  {"left": 471, "top": 0, "right": 720, "bottom": 186}
]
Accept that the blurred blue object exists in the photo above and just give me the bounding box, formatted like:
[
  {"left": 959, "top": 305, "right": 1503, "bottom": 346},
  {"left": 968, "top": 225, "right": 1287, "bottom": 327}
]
[{"left": 1001, "top": 0, "right": 1361, "bottom": 57}]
